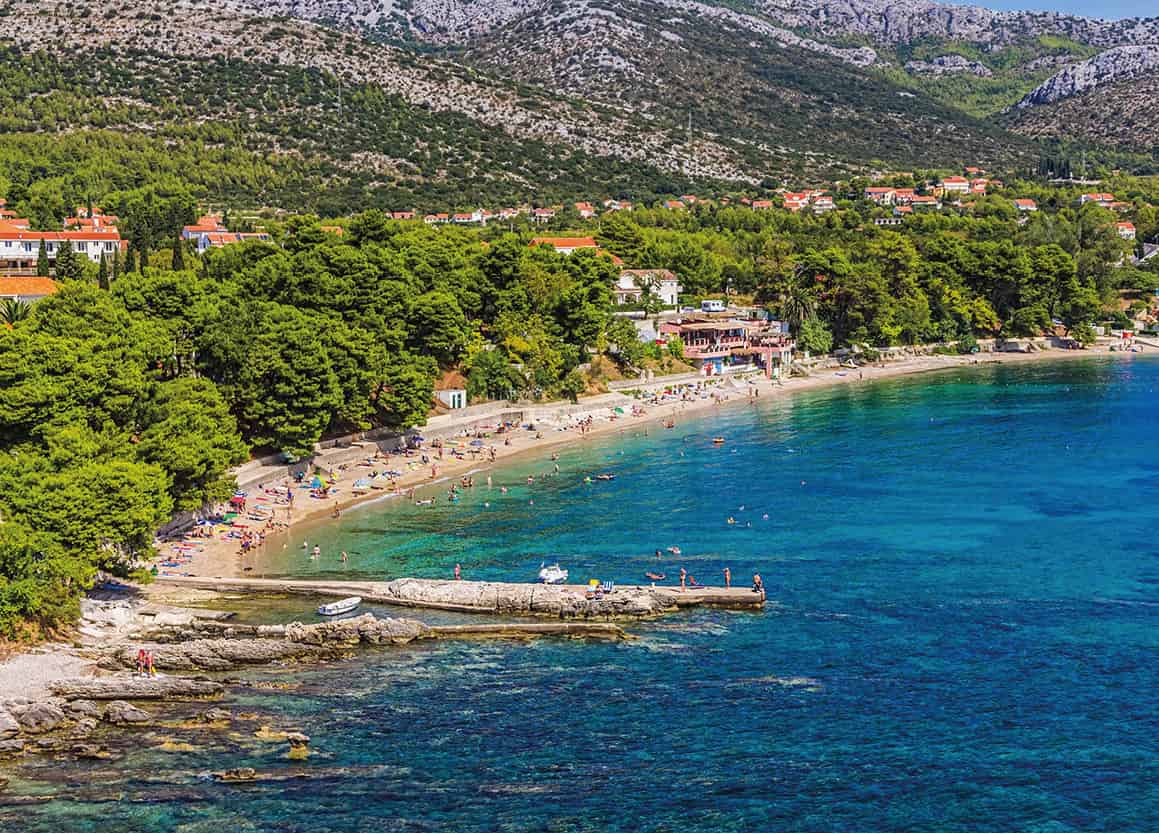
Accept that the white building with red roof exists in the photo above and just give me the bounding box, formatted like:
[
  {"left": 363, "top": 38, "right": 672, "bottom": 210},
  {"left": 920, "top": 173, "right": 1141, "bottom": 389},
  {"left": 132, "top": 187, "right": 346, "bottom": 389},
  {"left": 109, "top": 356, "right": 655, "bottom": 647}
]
[
  {"left": 0, "top": 221, "right": 125, "bottom": 273},
  {"left": 1116, "top": 222, "right": 1136, "bottom": 240}
]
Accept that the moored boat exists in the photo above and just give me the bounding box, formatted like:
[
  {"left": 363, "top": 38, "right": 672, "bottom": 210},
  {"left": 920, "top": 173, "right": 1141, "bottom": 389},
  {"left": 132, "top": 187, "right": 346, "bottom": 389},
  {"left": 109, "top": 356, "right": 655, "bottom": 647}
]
[
  {"left": 317, "top": 596, "right": 362, "bottom": 616},
  {"left": 538, "top": 563, "right": 569, "bottom": 584}
]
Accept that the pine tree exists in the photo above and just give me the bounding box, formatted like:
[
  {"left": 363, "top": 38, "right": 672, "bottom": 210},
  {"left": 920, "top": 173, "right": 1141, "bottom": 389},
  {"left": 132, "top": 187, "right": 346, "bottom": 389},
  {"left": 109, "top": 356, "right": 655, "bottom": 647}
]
[
  {"left": 97, "top": 252, "right": 109, "bottom": 290},
  {"left": 171, "top": 235, "right": 185, "bottom": 270},
  {"left": 36, "top": 240, "right": 50, "bottom": 276},
  {"left": 53, "top": 242, "right": 81, "bottom": 281}
]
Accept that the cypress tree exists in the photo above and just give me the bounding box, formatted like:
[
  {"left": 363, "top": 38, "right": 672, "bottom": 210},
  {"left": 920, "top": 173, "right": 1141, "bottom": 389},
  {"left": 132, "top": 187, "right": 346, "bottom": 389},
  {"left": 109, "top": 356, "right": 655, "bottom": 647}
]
[
  {"left": 111, "top": 250, "right": 121, "bottom": 284},
  {"left": 36, "top": 240, "right": 50, "bottom": 276},
  {"left": 125, "top": 248, "right": 137, "bottom": 275},
  {"left": 171, "top": 235, "right": 185, "bottom": 270},
  {"left": 97, "top": 252, "right": 109, "bottom": 290}
]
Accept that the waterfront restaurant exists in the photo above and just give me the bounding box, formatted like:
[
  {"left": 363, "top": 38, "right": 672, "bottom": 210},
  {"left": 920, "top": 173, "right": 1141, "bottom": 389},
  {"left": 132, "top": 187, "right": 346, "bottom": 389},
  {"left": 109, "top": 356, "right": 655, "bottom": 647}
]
[{"left": 659, "top": 316, "right": 794, "bottom": 377}]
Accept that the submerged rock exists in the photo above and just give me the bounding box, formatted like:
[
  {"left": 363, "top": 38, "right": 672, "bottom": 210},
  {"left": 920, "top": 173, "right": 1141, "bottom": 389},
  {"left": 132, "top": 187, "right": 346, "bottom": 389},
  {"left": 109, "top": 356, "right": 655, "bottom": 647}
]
[
  {"left": 199, "top": 708, "right": 233, "bottom": 724},
  {"left": 215, "top": 767, "right": 257, "bottom": 782}
]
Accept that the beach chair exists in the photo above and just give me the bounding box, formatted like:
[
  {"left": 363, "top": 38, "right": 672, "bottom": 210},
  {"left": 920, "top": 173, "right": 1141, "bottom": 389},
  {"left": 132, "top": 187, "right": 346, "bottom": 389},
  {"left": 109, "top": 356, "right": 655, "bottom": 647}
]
[{"left": 598, "top": 580, "right": 615, "bottom": 594}]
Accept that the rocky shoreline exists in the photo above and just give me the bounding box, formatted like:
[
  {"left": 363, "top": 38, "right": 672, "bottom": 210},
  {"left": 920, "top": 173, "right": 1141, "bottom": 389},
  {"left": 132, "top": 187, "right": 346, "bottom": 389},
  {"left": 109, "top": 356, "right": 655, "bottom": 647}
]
[{"left": 0, "top": 601, "right": 628, "bottom": 782}]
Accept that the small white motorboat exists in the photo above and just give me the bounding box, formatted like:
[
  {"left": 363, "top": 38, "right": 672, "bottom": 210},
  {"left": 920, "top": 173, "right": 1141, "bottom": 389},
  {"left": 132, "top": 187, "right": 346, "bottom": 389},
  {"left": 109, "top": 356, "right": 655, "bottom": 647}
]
[
  {"left": 317, "top": 596, "right": 362, "bottom": 616},
  {"left": 537, "top": 563, "right": 569, "bottom": 585}
]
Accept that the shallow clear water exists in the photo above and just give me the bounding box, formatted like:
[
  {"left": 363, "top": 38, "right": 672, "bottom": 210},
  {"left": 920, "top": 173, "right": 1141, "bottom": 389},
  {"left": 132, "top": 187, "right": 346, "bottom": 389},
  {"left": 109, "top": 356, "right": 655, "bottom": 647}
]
[{"left": 6, "top": 357, "right": 1159, "bottom": 831}]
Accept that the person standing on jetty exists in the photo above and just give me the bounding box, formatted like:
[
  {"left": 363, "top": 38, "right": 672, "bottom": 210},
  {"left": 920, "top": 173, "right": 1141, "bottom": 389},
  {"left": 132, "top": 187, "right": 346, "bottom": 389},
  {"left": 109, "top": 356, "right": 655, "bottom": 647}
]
[
  {"left": 679, "top": 567, "right": 687, "bottom": 592},
  {"left": 724, "top": 567, "right": 731, "bottom": 588},
  {"left": 454, "top": 563, "right": 461, "bottom": 581}
]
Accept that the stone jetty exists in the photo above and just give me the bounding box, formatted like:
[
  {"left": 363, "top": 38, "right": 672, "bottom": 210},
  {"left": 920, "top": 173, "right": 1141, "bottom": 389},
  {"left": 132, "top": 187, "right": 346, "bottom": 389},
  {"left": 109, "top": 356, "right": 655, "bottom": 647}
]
[{"left": 155, "top": 576, "right": 765, "bottom": 619}]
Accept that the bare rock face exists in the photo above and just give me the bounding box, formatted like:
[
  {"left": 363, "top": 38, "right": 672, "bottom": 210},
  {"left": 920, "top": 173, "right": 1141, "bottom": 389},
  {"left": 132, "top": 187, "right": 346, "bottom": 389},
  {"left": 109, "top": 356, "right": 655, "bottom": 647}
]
[
  {"left": 199, "top": 708, "right": 233, "bottom": 723},
  {"left": 104, "top": 701, "right": 151, "bottom": 725},
  {"left": 50, "top": 677, "right": 225, "bottom": 700},
  {"left": 9, "top": 703, "right": 66, "bottom": 735},
  {"left": 1017, "top": 45, "right": 1159, "bottom": 107},
  {"left": 0, "top": 739, "right": 24, "bottom": 757},
  {"left": 0, "top": 709, "right": 20, "bottom": 740},
  {"left": 905, "top": 55, "right": 993, "bottom": 76}
]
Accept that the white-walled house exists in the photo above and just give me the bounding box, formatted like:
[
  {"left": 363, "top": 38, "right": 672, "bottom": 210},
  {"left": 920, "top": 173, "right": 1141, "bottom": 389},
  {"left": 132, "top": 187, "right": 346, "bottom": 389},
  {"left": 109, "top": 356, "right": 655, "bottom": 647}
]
[
  {"left": 615, "top": 269, "right": 681, "bottom": 306},
  {"left": 0, "top": 221, "right": 124, "bottom": 272}
]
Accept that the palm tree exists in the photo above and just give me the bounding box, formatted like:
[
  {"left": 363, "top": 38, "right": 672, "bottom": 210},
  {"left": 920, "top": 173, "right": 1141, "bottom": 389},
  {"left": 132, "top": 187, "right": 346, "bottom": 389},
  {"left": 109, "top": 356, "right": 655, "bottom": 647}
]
[
  {"left": 779, "top": 266, "right": 817, "bottom": 333},
  {"left": 0, "top": 298, "right": 32, "bottom": 327}
]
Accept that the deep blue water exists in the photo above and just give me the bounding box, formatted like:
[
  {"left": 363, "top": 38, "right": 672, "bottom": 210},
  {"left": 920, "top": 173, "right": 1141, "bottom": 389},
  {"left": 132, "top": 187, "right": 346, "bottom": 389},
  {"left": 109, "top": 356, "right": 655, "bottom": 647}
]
[{"left": 5, "top": 356, "right": 1158, "bottom": 831}]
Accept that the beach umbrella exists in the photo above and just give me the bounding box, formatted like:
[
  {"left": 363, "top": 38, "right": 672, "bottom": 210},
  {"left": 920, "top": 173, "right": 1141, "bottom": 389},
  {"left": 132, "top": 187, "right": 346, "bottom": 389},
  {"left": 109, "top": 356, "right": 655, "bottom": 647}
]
[{"left": 310, "top": 476, "right": 323, "bottom": 489}]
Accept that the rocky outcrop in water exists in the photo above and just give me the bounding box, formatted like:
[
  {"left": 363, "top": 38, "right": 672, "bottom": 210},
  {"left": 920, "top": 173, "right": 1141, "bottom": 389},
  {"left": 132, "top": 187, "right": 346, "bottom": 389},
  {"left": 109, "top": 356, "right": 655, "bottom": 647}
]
[
  {"left": 49, "top": 676, "right": 225, "bottom": 700},
  {"left": 1016, "top": 45, "right": 1159, "bottom": 107},
  {"left": 99, "top": 614, "right": 432, "bottom": 672}
]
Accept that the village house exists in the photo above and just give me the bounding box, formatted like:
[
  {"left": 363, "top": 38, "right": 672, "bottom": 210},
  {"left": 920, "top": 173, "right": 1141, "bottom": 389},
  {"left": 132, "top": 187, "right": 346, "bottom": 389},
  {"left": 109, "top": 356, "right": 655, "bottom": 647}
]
[
  {"left": 658, "top": 316, "right": 794, "bottom": 378},
  {"left": 893, "top": 188, "right": 916, "bottom": 205},
  {"left": 575, "top": 202, "right": 596, "bottom": 219},
  {"left": 530, "top": 236, "right": 597, "bottom": 255},
  {"left": 1013, "top": 199, "right": 1038, "bottom": 212},
  {"left": 939, "top": 176, "right": 970, "bottom": 194},
  {"left": 782, "top": 192, "right": 811, "bottom": 212},
  {"left": 664, "top": 199, "right": 686, "bottom": 210},
  {"left": 531, "top": 208, "right": 557, "bottom": 224},
  {"left": 970, "top": 178, "right": 989, "bottom": 194},
  {"left": 194, "top": 231, "right": 272, "bottom": 253},
  {"left": 910, "top": 195, "right": 940, "bottom": 210},
  {"left": 64, "top": 207, "right": 119, "bottom": 232},
  {"left": 0, "top": 276, "right": 57, "bottom": 303},
  {"left": 615, "top": 269, "right": 681, "bottom": 307},
  {"left": 893, "top": 205, "right": 913, "bottom": 217},
  {"left": 0, "top": 221, "right": 125, "bottom": 273},
  {"left": 423, "top": 213, "right": 451, "bottom": 224},
  {"left": 389, "top": 211, "right": 416, "bottom": 221},
  {"left": 874, "top": 217, "right": 903, "bottom": 227},
  {"left": 965, "top": 166, "right": 986, "bottom": 176},
  {"left": 1080, "top": 193, "right": 1116, "bottom": 207},
  {"left": 751, "top": 199, "right": 774, "bottom": 210},
  {"left": 434, "top": 370, "right": 469, "bottom": 410},
  {"left": 812, "top": 195, "right": 836, "bottom": 213},
  {"left": 181, "top": 214, "right": 226, "bottom": 239},
  {"left": 1117, "top": 222, "right": 1137, "bottom": 241},
  {"left": 864, "top": 187, "right": 896, "bottom": 206},
  {"left": 602, "top": 200, "right": 633, "bottom": 212}
]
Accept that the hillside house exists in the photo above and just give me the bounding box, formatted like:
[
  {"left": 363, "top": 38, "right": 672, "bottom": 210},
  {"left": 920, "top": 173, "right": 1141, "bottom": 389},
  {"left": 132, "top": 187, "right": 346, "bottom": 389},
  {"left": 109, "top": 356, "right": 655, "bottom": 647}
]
[
  {"left": 782, "top": 192, "right": 811, "bottom": 212},
  {"left": 531, "top": 208, "right": 557, "bottom": 224},
  {"left": 940, "top": 176, "right": 970, "bottom": 194},
  {"left": 530, "top": 236, "right": 598, "bottom": 255},
  {"left": 751, "top": 200, "right": 774, "bottom": 210},
  {"left": 1080, "top": 193, "right": 1115, "bottom": 207},
  {"left": 1014, "top": 199, "right": 1037, "bottom": 212},
  {"left": 664, "top": 200, "right": 686, "bottom": 210},
  {"left": 195, "top": 231, "right": 272, "bottom": 253},
  {"left": 1117, "top": 222, "right": 1136, "bottom": 241},
  {"left": 910, "top": 195, "right": 940, "bottom": 210},
  {"left": 575, "top": 202, "right": 596, "bottom": 218},
  {"left": 602, "top": 200, "right": 633, "bottom": 212},
  {"left": 812, "top": 195, "right": 836, "bottom": 213},
  {"left": 970, "top": 178, "right": 989, "bottom": 194},
  {"left": 864, "top": 187, "right": 896, "bottom": 205},
  {"left": 182, "top": 214, "right": 226, "bottom": 239},
  {"left": 615, "top": 269, "right": 681, "bottom": 306},
  {"left": 390, "top": 211, "right": 416, "bottom": 221}
]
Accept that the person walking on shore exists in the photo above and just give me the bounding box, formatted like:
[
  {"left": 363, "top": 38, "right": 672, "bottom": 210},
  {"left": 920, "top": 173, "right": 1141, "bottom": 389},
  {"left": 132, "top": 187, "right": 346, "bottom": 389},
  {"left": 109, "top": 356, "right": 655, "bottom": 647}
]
[
  {"left": 454, "top": 563, "right": 461, "bottom": 581},
  {"left": 679, "top": 567, "right": 687, "bottom": 592},
  {"left": 724, "top": 567, "right": 731, "bottom": 588}
]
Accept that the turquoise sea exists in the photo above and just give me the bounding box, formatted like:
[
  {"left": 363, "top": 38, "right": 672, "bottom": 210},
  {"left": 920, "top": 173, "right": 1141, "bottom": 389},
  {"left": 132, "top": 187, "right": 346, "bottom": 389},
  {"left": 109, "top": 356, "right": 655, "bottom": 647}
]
[{"left": 4, "top": 356, "right": 1158, "bottom": 831}]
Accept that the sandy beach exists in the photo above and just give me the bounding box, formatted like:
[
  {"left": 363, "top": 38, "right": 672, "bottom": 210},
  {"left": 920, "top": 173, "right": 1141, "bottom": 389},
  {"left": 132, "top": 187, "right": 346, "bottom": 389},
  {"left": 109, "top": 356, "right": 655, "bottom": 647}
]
[{"left": 150, "top": 344, "right": 1131, "bottom": 581}]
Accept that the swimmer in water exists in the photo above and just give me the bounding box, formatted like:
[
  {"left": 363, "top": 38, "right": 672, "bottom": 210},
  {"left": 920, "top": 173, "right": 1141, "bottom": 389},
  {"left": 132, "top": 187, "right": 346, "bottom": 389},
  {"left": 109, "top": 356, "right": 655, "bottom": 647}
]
[
  {"left": 341, "top": 550, "right": 348, "bottom": 563},
  {"left": 727, "top": 517, "right": 736, "bottom": 525},
  {"left": 312, "top": 545, "right": 320, "bottom": 559},
  {"left": 500, "top": 487, "right": 508, "bottom": 494}
]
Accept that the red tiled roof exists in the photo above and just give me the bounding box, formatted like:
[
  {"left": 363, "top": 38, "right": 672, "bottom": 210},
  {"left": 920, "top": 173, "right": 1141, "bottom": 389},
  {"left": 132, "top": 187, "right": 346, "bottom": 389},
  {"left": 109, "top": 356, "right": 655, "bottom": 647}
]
[
  {"left": 0, "top": 221, "right": 120, "bottom": 241},
  {"left": 0, "top": 277, "right": 58, "bottom": 297},
  {"left": 530, "top": 237, "right": 597, "bottom": 249}
]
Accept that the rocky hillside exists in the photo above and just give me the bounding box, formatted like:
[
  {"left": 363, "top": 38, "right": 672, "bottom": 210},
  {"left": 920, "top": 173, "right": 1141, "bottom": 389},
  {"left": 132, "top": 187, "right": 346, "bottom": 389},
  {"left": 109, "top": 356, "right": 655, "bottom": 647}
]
[
  {"left": 1015, "top": 45, "right": 1159, "bottom": 107},
  {"left": 1006, "top": 71, "right": 1159, "bottom": 152}
]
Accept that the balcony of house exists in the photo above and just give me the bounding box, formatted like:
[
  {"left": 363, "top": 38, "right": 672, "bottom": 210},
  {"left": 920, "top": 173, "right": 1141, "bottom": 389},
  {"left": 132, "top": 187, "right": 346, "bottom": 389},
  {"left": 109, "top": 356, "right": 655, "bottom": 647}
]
[{"left": 682, "top": 335, "right": 749, "bottom": 359}]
